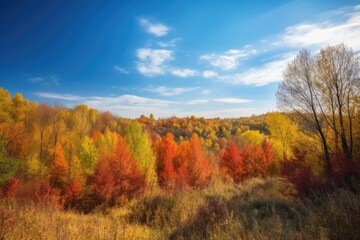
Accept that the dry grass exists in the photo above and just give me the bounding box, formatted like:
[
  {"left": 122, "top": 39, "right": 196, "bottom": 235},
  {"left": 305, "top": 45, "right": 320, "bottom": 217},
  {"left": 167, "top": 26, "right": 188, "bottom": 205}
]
[{"left": 1, "top": 177, "right": 360, "bottom": 239}]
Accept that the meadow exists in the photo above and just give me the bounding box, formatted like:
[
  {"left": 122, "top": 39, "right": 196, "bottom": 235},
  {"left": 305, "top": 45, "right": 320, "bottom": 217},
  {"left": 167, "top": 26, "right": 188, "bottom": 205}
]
[{"left": 2, "top": 177, "right": 360, "bottom": 239}]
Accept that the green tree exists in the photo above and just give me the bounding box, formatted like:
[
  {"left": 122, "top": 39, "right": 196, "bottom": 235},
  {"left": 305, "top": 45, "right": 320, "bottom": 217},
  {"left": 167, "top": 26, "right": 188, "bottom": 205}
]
[
  {"left": 124, "top": 122, "right": 157, "bottom": 189},
  {"left": 79, "top": 136, "right": 99, "bottom": 175}
]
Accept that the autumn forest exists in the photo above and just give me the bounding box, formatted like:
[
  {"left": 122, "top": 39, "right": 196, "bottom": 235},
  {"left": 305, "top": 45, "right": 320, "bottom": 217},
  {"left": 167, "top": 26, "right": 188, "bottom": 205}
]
[{"left": 1, "top": 44, "right": 360, "bottom": 239}]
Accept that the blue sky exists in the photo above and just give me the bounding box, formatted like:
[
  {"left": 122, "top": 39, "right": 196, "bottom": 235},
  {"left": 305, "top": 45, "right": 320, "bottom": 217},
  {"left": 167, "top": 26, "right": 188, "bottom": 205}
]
[{"left": 1, "top": 0, "right": 360, "bottom": 118}]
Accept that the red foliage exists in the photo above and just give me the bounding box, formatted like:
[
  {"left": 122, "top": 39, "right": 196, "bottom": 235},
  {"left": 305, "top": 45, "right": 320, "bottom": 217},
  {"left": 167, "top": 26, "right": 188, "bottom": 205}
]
[
  {"left": 33, "top": 180, "right": 51, "bottom": 203},
  {"left": 2, "top": 177, "right": 19, "bottom": 200},
  {"left": 100, "top": 111, "right": 113, "bottom": 130},
  {"left": 262, "top": 138, "right": 274, "bottom": 165},
  {"left": 280, "top": 148, "right": 319, "bottom": 195},
  {"left": 326, "top": 153, "right": 360, "bottom": 187},
  {"left": 50, "top": 143, "right": 69, "bottom": 190},
  {"left": 173, "top": 134, "right": 212, "bottom": 189},
  {"left": 90, "top": 136, "right": 145, "bottom": 206},
  {"left": 90, "top": 129, "right": 101, "bottom": 141},
  {"left": 65, "top": 178, "right": 83, "bottom": 208},
  {"left": 173, "top": 140, "right": 189, "bottom": 189},
  {"left": 186, "top": 134, "right": 213, "bottom": 188},
  {"left": 154, "top": 133, "right": 177, "bottom": 189},
  {"left": 32, "top": 179, "right": 65, "bottom": 209},
  {"left": 241, "top": 144, "right": 267, "bottom": 178},
  {"left": 219, "top": 141, "right": 244, "bottom": 183}
]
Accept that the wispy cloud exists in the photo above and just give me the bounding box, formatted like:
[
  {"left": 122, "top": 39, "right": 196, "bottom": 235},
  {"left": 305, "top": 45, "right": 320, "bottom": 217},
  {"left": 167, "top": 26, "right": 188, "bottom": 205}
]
[
  {"left": 213, "top": 98, "right": 252, "bottom": 103},
  {"left": 200, "top": 49, "right": 257, "bottom": 71},
  {"left": 202, "top": 70, "right": 218, "bottom": 78},
  {"left": 201, "top": 90, "right": 211, "bottom": 95},
  {"left": 28, "top": 77, "right": 43, "bottom": 83},
  {"left": 171, "top": 68, "right": 197, "bottom": 78},
  {"left": 86, "top": 95, "right": 174, "bottom": 108},
  {"left": 139, "top": 18, "right": 170, "bottom": 37},
  {"left": 219, "top": 52, "right": 297, "bottom": 86},
  {"left": 34, "top": 91, "right": 270, "bottom": 118},
  {"left": 182, "top": 107, "right": 267, "bottom": 118},
  {"left": 36, "top": 92, "right": 179, "bottom": 118},
  {"left": 145, "top": 86, "right": 198, "bottom": 96},
  {"left": 114, "top": 65, "right": 130, "bottom": 74},
  {"left": 28, "top": 75, "right": 60, "bottom": 85},
  {"left": 188, "top": 99, "right": 209, "bottom": 105},
  {"left": 85, "top": 95, "right": 178, "bottom": 118},
  {"left": 136, "top": 48, "right": 173, "bottom": 76},
  {"left": 275, "top": 5, "right": 360, "bottom": 50},
  {"left": 158, "top": 38, "right": 181, "bottom": 48},
  {"left": 35, "top": 92, "right": 83, "bottom": 101}
]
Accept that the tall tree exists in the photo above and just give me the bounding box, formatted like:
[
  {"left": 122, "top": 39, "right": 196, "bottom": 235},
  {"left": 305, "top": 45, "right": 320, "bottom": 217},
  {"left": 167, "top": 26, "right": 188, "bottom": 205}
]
[
  {"left": 219, "top": 141, "right": 244, "bottom": 183},
  {"left": 154, "top": 133, "right": 176, "bottom": 188},
  {"left": 266, "top": 112, "right": 299, "bottom": 160},
  {"left": 50, "top": 143, "right": 69, "bottom": 189},
  {"left": 277, "top": 44, "right": 360, "bottom": 173},
  {"left": 315, "top": 43, "right": 360, "bottom": 159},
  {"left": 185, "top": 134, "right": 212, "bottom": 188},
  {"left": 277, "top": 49, "right": 331, "bottom": 171},
  {"left": 241, "top": 144, "right": 267, "bottom": 178},
  {"left": 124, "top": 122, "right": 157, "bottom": 188},
  {"left": 79, "top": 136, "right": 99, "bottom": 175},
  {"left": 91, "top": 136, "right": 145, "bottom": 205}
]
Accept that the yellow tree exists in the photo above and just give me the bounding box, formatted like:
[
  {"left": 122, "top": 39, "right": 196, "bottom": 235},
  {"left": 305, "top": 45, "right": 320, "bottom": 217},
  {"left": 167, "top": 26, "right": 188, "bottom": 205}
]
[
  {"left": 266, "top": 112, "right": 299, "bottom": 160},
  {"left": 240, "top": 130, "right": 265, "bottom": 146}
]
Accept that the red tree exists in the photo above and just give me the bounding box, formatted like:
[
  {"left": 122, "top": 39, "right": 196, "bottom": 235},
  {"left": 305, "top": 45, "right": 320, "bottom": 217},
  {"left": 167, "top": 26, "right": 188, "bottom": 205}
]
[
  {"left": 177, "top": 134, "right": 212, "bottom": 187},
  {"left": 173, "top": 140, "right": 189, "bottom": 189},
  {"left": 280, "top": 148, "right": 317, "bottom": 195},
  {"left": 65, "top": 178, "right": 83, "bottom": 208},
  {"left": 50, "top": 143, "right": 69, "bottom": 189},
  {"left": 91, "top": 136, "right": 145, "bottom": 206},
  {"left": 262, "top": 138, "right": 274, "bottom": 165},
  {"left": 154, "top": 133, "right": 176, "bottom": 189},
  {"left": 219, "top": 141, "right": 244, "bottom": 183},
  {"left": 241, "top": 144, "right": 267, "bottom": 178}
]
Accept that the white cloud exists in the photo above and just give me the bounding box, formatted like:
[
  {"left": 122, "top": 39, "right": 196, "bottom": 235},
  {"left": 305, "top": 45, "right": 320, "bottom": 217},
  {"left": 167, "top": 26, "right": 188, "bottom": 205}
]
[
  {"left": 213, "top": 98, "right": 251, "bottom": 104},
  {"left": 219, "top": 52, "right": 297, "bottom": 86},
  {"left": 136, "top": 48, "right": 173, "bottom": 76},
  {"left": 35, "top": 92, "right": 83, "bottom": 101},
  {"left": 84, "top": 95, "right": 178, "bottom": 118},
  {"left": 34, "top": 91, "right": 273, "bottom": 118},
  {"left": 145, "top": 86, "right": 198, "bottom": 96},
  {"left": 86, "top": 95, "right": 173, "bottom": 108},
  {"left": 202, "top": 70, "right": 218, "bottom": 78},
  {"left": 276, "top": 5, "right": 360, "bottom": 50},
  {"left": 201, "top": 90, "right": 211, "bottom": 95},
  {"left": 171, "top": 68, "right": 197, "bottom": 78},
  {"left": 139, "top": 18, "right": 170, "bottom": 37},
  {"left": 35, "top": 92, "right": 179, "bottom": 118},
  {"left": 181, "top": 107, "right": 266, "bottom": 118},
  {"left": 200, "top": 48, "right": 256, "bottom": 71},
  {"left": 188, "top": 99, "right": 209, "bottom": 105},
  {"left": 158, "top": 38, "right": 181, "bottom": 48},
  {"left": 114, "top": 65, "right": 129, "bottom": 74},
  {"left": 28, "top": 77, "right": 43, "bottom": 83}
]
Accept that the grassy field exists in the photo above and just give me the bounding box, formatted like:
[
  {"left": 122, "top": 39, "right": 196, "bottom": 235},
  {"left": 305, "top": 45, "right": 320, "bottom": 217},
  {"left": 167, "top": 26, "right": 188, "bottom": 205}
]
[{"left": 1, "top": 177, "right": 360, "bottom": 240}]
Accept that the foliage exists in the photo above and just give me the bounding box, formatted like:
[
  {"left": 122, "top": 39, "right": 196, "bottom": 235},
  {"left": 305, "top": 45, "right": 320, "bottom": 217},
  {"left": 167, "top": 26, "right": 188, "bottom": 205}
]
[
  {"left": 90, "top": 136, "right": 146, "bottom": 206},
  {"left": 124, "top": 122, "right": 158, "bottom": 188},
  {"left": 219, "top": 141, "right": 244, "bottom": 183}
]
